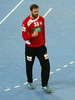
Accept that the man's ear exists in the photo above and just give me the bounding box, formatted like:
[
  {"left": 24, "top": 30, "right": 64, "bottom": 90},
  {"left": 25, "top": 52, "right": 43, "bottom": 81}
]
[{"left": 30, "top": 10, "right": 32, "bottom": 14}]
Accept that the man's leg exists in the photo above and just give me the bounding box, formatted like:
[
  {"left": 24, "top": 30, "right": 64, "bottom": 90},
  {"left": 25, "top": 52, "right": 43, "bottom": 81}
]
[
  {"left": 37, "top": 45, "right": 50, "bottom": 87},
  {"left": 37, "top": 45, "right": 52, "bottom": 93},
  {"left": 25, "top": 45, "right": 35, "bottom": 83}
]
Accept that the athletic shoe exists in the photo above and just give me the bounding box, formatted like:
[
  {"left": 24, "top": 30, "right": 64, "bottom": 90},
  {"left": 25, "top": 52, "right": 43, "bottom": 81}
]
[
  {"left": 28, "top": 83, "right": 35, "bottom": 90},
  {"left": 42, "top": 85, "right": 52, "bottom": 93}
]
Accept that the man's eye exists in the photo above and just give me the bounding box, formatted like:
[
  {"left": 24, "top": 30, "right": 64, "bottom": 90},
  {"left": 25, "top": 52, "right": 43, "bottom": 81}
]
[{"left": 34, "top": 11, "right": 38, "bottom": 13}]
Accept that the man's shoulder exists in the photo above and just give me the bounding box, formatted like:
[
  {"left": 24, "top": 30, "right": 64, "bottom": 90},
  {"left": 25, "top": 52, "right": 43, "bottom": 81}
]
[
  {"left": 23, "top": 15, "right": 30, "bottom": 23},
  {"left": 39, "top": 15, "right": 44, "bottom": 22},
  {"left": 39, "top": 15, "right": 44, "bottom": 19}
]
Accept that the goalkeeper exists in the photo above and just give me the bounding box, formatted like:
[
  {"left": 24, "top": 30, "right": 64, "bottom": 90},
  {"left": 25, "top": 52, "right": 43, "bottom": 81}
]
[{"left": 22, "top": 4, "right": 52, "bottom": 93}]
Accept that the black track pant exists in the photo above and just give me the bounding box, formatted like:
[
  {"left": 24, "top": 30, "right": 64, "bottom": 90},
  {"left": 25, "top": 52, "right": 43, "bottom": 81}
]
[{"left": 25, "top": 44, "right": 50, "bottom": 87}]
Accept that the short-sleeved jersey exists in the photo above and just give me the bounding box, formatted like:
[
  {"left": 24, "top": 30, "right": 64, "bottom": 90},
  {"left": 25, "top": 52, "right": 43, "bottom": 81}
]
[{"left": 22, "top": 15, "right": 45, "bottom": 47}]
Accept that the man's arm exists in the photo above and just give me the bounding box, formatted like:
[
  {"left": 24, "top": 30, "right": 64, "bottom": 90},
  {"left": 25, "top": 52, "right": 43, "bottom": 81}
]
[
  {"left": 22, "top": 21, "right": 38, "bottom": 41},
  {"left": 22, "top": 22, "right": 32, "bottom": 40},
  {"left": 42, "top": 18, "right": 45, "bottom": 42}
]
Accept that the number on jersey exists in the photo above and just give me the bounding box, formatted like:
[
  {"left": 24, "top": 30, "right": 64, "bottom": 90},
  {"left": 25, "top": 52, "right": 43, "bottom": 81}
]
[{"left": 34, "top": 22, "right": 39, "bottom": 27}]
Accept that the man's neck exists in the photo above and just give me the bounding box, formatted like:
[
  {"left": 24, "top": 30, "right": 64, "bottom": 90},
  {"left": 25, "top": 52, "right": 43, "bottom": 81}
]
[
  {"left": 30, "top": 14, "right": 39, "bottom": 19},
  {"left": 30, "top": 15, "right": 35, "bottom": 19}
]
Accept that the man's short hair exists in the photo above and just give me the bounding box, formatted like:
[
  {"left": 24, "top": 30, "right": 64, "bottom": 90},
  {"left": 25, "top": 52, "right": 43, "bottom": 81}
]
[{"left": 30, "top": 4, "right": 39, "bottom": 11}]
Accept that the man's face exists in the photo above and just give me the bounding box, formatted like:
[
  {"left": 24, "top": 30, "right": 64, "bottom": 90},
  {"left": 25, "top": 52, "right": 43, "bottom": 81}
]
[{"left": 31, "top": 8, "right": 39, "bottom": 19}]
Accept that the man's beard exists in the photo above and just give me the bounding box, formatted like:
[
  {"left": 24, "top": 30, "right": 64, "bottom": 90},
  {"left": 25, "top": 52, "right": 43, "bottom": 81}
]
[{"left": 32, "top": 13, "right": 38, "bottom": 19}]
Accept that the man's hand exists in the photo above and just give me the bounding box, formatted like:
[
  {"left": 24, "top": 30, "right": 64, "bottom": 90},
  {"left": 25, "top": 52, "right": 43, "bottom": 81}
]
[{"left": 32, "top": 31, "right": 38, "bottom": 37}]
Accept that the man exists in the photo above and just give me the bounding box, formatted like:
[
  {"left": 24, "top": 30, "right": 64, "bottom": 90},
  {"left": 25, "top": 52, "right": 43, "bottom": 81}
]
[{"left": 22, "top": 4, "right": 52, "bottom": 93}]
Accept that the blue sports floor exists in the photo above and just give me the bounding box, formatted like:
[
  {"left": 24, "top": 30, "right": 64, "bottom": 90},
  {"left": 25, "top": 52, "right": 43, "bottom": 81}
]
[{"left": 0, "top": 0, "right": 75, "bottom": 100}]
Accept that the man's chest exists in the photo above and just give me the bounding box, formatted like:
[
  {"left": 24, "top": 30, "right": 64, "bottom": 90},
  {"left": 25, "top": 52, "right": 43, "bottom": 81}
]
[{"left": 28, "top": 19, "right": 43, "bottom": 32}]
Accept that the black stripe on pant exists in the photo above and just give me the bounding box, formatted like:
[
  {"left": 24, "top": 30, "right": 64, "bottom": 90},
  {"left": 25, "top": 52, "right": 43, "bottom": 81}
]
[{"left": 25, "top": 44, "right": 50, "bottom": 87}]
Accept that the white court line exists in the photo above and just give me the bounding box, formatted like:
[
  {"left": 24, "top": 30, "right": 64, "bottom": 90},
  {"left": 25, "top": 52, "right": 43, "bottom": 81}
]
[
  {"left": 43, "top": 8, "right": 52, "bottom": 18},
  {"left": 63, "top": 65, "right": 68, "bottom": 68},
  {"left": 0, "top": 6, "right": 52, "bottom": 24},
  {"left": 70, "top": 61, "right": 74, "bottom": 64},
  {"left": 33, "top": 78, "right": 38, "bottom": 81},
  {"left": 2, "top": 60, "right": 74, "bottom": 92},
  {"left": 24, "top": 78, "right": 38, "bottom": 85},
  {"left": 50, "top": 72, "right": 54, "bottom": 74},
  {"left": 0, "top": 0, "right": 24, "bottom": 24},
  {"left": 14, "top": 85, "right": 20, "bottom": 88},
  {"left": 24, "top": 82, "right": 28, "bottom": 85},
  {"left": 4, "top": 88, "right": 11, "bottom": 91},
  {"left": 56, "top": 68, "right": 61, "bottom": 71}
]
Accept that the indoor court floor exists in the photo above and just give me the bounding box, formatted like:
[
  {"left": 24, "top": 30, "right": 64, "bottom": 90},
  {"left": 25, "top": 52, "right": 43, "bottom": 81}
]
[{"left": 0, "top": 0, "right": 75, "bottom": 100}]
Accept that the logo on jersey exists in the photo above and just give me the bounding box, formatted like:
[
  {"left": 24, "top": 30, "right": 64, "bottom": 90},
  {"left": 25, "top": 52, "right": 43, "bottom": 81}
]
[
  {"left": 40, "top": 22, "right": 42, "bottom": 25},
  {"left": 34, "top": 22, "right": 39, "bottom": 27},
  {"left": 33, "top": 26, "right": 42, "bottom": 32},
  {"left": 22, "top": 26, "right": 26, "bottom": 32}
]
